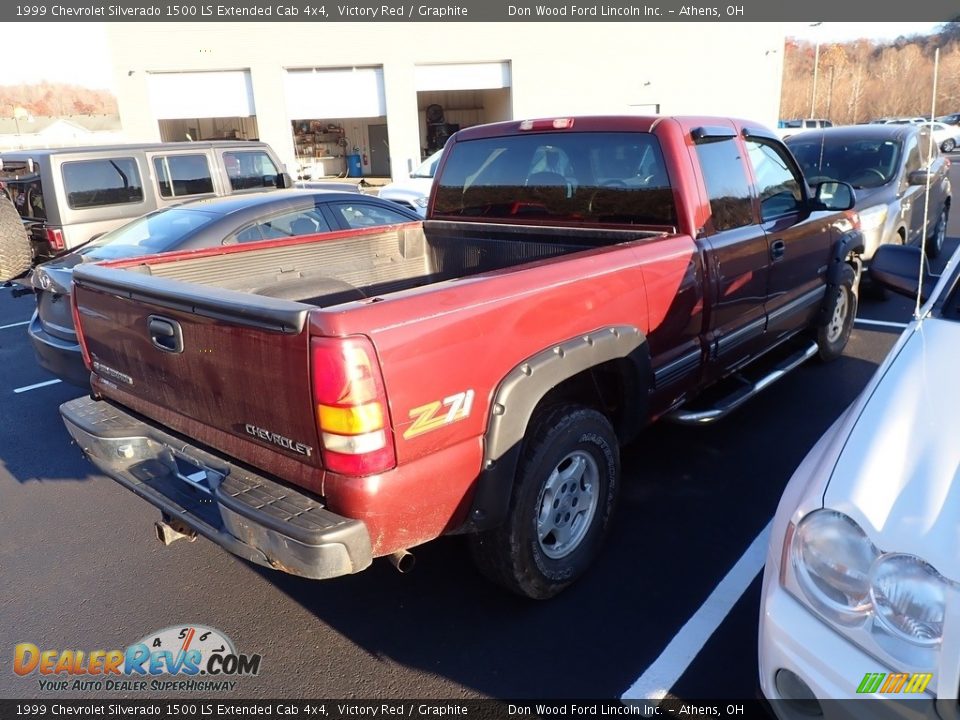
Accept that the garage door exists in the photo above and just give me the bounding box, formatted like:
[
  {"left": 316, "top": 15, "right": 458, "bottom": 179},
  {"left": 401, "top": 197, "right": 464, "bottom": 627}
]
[
  {"left": 148, "top": 71, "right": 256, "bottom": 119},
  {"left": 284, "top": 67, "right": 386, "bottom": 119},
  {"left": 414, "top": 62, "right": 511, "bottom": 91}
]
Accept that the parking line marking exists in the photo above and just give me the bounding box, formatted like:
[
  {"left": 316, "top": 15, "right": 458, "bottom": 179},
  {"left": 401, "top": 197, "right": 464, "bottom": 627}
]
[
  {"left": 854, "top": 318, "right": 909, "bottom": 329},
  {"left": 13, "top": 379, "right": 62, "bottom": 394},
  {"left": 0, "top": 320, "right": 30, "bottom": 330},
  {"left": 621, "top": 519, "right": 772, "bottom": 703}
]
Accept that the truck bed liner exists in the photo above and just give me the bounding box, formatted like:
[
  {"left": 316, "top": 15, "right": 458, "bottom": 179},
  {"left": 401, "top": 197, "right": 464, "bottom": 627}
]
[{"left": 124, "top": 220, "right": 661, "bottom": 307}]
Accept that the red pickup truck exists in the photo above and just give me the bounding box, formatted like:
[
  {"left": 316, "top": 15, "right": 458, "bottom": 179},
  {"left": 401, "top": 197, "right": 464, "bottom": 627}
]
[{"left": 61, "top": 116, "right": 863, "bottom": 599}]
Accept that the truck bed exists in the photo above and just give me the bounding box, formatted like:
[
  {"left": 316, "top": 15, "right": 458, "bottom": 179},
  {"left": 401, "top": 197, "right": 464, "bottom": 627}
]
[{"left": 122, "top": 220, "right": 663, "bottom": 307}]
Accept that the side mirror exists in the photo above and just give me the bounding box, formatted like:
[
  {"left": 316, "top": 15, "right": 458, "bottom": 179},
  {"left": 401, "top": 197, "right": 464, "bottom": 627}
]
[
  {"left": 812, "top": 181, "right": 856, "bottom": 211},
  {"left": 870, "top": 244, "right": 934, "bottom": 302},
  {"left": 907, "top": 169, "right": 932, "bottom": 186},
  {"left": 276, "top": 172, "right": 294, "bottom": 189}
]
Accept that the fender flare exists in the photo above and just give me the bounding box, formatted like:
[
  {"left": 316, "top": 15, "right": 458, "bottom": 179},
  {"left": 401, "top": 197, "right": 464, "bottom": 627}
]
[
  {"left": 463, "top": 325, "right": 649, "bottom": 532},
  {"left": 827, "top": 228, "right": 865, "bottom": 286}
]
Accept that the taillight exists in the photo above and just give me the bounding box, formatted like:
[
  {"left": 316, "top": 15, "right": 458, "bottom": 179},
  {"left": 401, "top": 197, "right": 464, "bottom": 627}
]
[
  {"left": 45, "top": 227, "right": 65, "bottom": 251},
  {"left": 71, "top": 291, "right": 92, "bottom": 371},
  {"left": 311, "top": 336, "right": 396, "bottom": 476}
]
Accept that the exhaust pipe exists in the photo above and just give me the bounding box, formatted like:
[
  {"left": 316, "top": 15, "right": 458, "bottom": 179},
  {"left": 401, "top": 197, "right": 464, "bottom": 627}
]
[
  {"left": 388, "top": 549, "right": 415, "bottom": 573},
  {"left": 154, "top": 517, "right": 197, "bottom": 546}
]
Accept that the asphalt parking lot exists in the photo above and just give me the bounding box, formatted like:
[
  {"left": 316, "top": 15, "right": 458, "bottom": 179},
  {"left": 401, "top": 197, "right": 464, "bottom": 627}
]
[{"left": 1, "top": 229, "right": 956, "bottom": 705}]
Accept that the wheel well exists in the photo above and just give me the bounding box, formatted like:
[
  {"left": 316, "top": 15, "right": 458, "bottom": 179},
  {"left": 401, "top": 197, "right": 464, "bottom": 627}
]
[{"left": 529, "top": 357, "right": 646, "bottom": 445}]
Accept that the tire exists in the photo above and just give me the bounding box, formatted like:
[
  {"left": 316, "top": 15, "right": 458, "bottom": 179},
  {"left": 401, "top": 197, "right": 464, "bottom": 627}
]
[
  {"left": 926, "top": 207, "right": 948, "bottom": 260},
  {"left": 817, "top": 264, "right": 857, "bottom": 362},
  {"left": 942, "top": 138, "right": 956, "bottom": 153},
  {"left": 0, "top": 196, "right": 33, "bottom": 282},
  {"left": 468, "top": 404, "right": 620, "bottom": 600}
]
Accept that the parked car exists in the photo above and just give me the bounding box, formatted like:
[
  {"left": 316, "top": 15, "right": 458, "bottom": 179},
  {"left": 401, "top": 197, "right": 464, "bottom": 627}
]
[
  {"left": 935, "top": 112, "right": 960, "bottom": 126},
  {"left": 376, "top": 149, "right": 444, "bottom": 217},
  {"left": 27, "top": 189, "right": 420, "bottom": 386},
  {"left": 882, "top": 117, "right": 928, "bottom": 125},
  {"left": 925, "top": 121, "right": 960, "bottom": 153},
  {"left": 0, "top": 140, "right": 291, "bottom": 280},
  {"left": 787, "top": 124, "right": 951, "bottom": 260},
  {"left": 758, "top": 241, "right": 960, "bottom": 712},
  {"left": 776, "top": 118, "right": 834, "bottom": 140}
]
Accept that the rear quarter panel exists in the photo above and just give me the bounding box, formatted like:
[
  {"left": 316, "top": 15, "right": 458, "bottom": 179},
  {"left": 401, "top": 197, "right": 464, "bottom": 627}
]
[{"left": 310, "top": 233, "right": 699, "bottom": 548}]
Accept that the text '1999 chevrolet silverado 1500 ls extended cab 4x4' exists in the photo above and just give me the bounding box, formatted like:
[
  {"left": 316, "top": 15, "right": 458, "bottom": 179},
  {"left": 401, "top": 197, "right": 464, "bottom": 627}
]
[{"left": 61, "top": 116, "right": 864, "bottom": 599}]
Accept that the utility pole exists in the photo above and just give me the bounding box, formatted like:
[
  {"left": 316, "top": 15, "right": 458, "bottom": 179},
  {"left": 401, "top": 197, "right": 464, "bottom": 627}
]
[{"left": 810, "top": 22, "right": 823, "bottom": 117}]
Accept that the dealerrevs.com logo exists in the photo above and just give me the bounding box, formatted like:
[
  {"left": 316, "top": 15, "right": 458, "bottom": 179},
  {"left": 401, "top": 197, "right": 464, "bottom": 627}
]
[{"left": 14, "top": 625, "right": 262, "bottom": 693}]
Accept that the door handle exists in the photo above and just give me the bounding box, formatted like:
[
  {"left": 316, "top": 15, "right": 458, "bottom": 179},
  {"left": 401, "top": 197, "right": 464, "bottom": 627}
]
[
  {"left": 770, "top": 239, "right": 786, "bottom": 261},
  {"left": 148, "top": 315, "right": 183, "bottom": 354}
]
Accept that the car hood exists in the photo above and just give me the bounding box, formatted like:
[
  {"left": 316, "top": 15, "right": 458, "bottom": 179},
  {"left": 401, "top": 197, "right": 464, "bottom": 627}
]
[
  {"left": 379, "top": 177, "right": 433, "bottom": 202},
  {"left": 851, "top": 184, "right": 893, "bottom": 207},
  {"left": 823, "top": 318, "right": 960, "bottom": 580}
]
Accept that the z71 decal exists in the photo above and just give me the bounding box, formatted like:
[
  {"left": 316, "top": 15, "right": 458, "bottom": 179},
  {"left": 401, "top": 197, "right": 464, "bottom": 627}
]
[{"left": 403, "top": 390, "right": 475, "bottom": 440}]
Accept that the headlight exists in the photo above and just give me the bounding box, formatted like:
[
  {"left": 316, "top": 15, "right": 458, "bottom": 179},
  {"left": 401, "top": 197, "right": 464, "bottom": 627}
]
[
  {"left": 413, "top": 196, "right": 428, "bottom": 208},
  {"left": 792, "top": 510, "right": 878, "bottom": 620},
  {"left": 857, "top": 204, "right": 888, "bottom": 232},
  {"left": 871, "top": 555, "right": 947, "bottom": 647}
]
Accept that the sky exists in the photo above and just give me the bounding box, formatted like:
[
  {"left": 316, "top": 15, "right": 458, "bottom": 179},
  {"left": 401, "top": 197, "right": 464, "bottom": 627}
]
[
  {"left": 785, "top": 21, "right": 946, "bottom": 43},
  {"left": 7, "top": 21, "right": 950, "bottom": 92}
]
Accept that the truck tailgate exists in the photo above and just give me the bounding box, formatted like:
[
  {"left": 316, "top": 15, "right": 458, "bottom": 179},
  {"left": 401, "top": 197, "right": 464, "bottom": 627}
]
[{"left": 72, "top": 264, "right": 324, "bottom": 489}]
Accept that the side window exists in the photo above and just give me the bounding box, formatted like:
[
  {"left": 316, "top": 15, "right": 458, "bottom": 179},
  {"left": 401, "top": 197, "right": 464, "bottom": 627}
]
[
  {"left": 226, "top": 208, "right": 331, "bottom": 244},
  {"left": 904, "top": 135, "right": 921, "bottom": 174},
  {"left": 917, "top": 130, "right": 938, "bottom": 168},
  {"left": 694, "top": 138, "right": 754, "bottom": 232},
  {"left": 223, "top": 151, "right": 280, "bottom": 191},
  {"left": 744, "top": 139, "right": 804, "bottom": 221},
  {"left": 62, "top": 158, "right": 144, "bottom": 209},
  {"left": 154, "top": 155, "right": 214, "bottom": 198},
  {"left": 333, "top": 202, "right": 416, "bottom": 229}
]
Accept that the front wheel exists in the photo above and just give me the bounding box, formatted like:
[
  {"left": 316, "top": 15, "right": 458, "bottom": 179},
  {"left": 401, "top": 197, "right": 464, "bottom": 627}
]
[
  {"left": 942, "top": 138, "right": 956, "bottom": 154},
  {"left": 926, "top": 207, "right": 948, "bottom": 260},
  {"left": 469, "top": 404, "right": 620, "bottom": 599},
  {"left": 817, "top": 264, "right": 858, "bottom": 362}
]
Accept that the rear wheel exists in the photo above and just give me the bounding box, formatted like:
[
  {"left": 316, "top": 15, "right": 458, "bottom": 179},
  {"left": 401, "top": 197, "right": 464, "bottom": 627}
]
[
  {"left": 817, "top": 264, "right": 857, "bottom": 362},
  {"left": 0, "top": 196, "right": 32, "bottom": 282},
  {"left": 942, "top": 138, "right": 956, "bottom": 153},
  {"left": 469, "top": 404, "right": 620, "bottom": 599}
]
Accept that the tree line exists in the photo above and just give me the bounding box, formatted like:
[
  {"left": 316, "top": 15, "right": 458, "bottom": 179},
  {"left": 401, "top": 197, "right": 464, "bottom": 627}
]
[
  {"left": 781, "top": 22, "right": 960, "bottom": 123},
  {"left": 0, "top": 82, "right": 117, "bottom": 118}
]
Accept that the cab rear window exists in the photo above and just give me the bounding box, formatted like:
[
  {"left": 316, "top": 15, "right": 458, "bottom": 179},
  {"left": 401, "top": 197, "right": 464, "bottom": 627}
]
[
  {"left": 62, "top": 158, "right": 144, "bottom": 209},
  {"left": 432, "top": 131, "right": 676, "bottom": 227}
]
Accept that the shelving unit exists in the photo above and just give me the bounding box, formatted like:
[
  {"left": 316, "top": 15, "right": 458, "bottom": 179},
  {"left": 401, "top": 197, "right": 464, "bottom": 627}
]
[{"left": 293, "top": 122, "right": 347, "bottom": 178}]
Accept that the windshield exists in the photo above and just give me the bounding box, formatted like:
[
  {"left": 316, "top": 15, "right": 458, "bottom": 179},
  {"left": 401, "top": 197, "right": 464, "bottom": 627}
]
[
  {"left": 788, "top": 137, "right": 902, "bottom": 189},
  {"left": 411, "top": 150, "right": 444, "bottom": 178},
  {"left": 433, "top": 131, "right": 677, "bottom": 226},
  {"left": 80, "top": 207, "right": 219, "bottom": 261}
]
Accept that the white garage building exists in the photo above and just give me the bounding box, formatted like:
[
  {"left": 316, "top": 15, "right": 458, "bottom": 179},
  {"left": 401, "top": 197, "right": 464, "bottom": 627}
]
[{"left": 106, "top": 22, "right": 786, "bottom": 181}]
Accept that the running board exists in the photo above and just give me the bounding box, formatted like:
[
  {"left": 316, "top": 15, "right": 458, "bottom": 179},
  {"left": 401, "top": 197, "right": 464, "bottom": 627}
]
[{"left": 666, "top": 341, "right": 819, "bottom": 425}]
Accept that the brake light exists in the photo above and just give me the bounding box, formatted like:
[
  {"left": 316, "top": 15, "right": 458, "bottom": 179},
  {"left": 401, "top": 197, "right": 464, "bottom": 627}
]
[
  {"left": 71, "top": 291, "right": 92, "bottom": 371},
  {"left": 311, "top": 336, "right": 396, "bottom": 476},
  {"left": 519, "top": 118, "right": 575, "bottom": 131},
  {"left": 45, "top": 227, "right": 65, "bottom": 251}
]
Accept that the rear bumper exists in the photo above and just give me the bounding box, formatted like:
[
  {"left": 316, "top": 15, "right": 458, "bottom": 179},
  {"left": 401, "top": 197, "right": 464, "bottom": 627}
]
[
  {"left": 60, "top": 396, "right": 373, "bottom": 580},
  {"left": 28, "top": 310, "right": 90, "bottom": 388}
]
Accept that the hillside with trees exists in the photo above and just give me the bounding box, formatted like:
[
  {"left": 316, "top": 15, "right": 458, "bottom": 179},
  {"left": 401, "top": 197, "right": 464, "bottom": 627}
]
[
  {"left": 781, "top": 22, "right": 960, "bottom": 123},
  {"left": 0, "top": 82, "right": 117, "bottom": 118}
]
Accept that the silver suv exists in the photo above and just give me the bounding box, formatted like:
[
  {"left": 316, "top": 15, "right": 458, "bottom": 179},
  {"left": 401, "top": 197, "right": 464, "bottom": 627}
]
[{"left": 0, "top": 140, "right": 289, "bottom": 280}]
